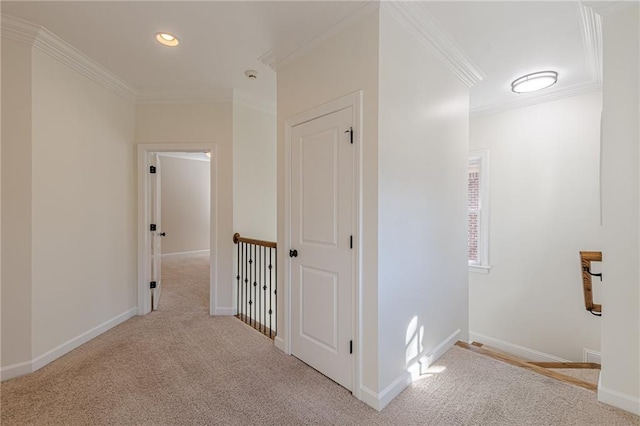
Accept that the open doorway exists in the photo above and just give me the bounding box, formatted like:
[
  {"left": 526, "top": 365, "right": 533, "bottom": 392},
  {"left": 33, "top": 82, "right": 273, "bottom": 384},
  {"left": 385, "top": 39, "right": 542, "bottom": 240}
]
[
  {"left": 137, "top": 143, "right": 218, "bottom": 316},
  {"left": 156, "top": 152, "right": 211, "bottom": 313}
]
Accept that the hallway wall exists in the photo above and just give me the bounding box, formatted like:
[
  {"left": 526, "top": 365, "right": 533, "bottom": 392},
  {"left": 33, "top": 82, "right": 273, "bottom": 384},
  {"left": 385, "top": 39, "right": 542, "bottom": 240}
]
[
  {"left": 377, "top": 7, "right": 470, "bottom": 396},
  {"left": 135, "top": 102, "right": 234, "bottom": 314},
  {"left": 232, "top": 102, "right": 276, "bottom": 241},
  {"left": 277, "top": 7, "right": 380, "bottom": 402},
  {"left": 1, "top": 38, "right": 33, "bottom": 367},
  {"left": 1, "top": 34, "right": 137, "bottom": 375},
  {"left": 598, "top": 4, "right": 640, "bottom": 414},
  {"left": 159, "top": 155, "right": 210, "bottom": 255}
]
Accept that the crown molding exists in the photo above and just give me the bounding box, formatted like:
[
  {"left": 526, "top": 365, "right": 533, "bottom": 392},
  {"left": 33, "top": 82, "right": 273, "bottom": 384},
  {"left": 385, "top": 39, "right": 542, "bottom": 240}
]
[
  {"left": 0, "top": 13, "right": 40, "bottom": 45},
  {"left": 579, "top": 4, "right": 603, "bottom": 83},
  {"left": 584, "top": 1, "right": 638, "bottom": 16},
  {"left": 471, "top": 3, "right": 604, "bottom": 117},
  {"left": 1, "top": 14, "right": 137, "bottom": 103},
  {"left": 470, "top": 80, "right": 602, "bottom": 117},
  {"left": 259, "top": 1, "right": 379, "bottom": 71},
  {"left": 380, "top": 1, "right": 485, "bottom": 88}
]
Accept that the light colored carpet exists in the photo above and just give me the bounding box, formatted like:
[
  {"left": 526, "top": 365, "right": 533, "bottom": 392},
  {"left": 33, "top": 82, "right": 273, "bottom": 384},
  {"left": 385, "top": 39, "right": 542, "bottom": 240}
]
[{"left": 1, "top": 254, "right": 638, "bottom": 425}]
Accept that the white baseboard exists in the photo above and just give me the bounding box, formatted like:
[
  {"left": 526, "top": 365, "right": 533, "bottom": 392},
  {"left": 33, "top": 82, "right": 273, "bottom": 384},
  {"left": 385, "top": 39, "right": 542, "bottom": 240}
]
[
  {"left": 1, "top": 307, "right": 137, "bottom": 381},
  {"left": 274, "top": 336, "right": 286, "bottom": 353},
  {"left": 359, "top": 329, "right": 460, "bottom": 411},
  {"left": 359, "top": 385, "right": 380, "bottom": 410},
  {"left": 469, "top": 331, "right": 569, "bottom": 363},
  {"left": 583, "top": 348, "right": 602, "bottom": 364},
  {"left": 598, "top": 385, "right": 640, "bottom": 416},
  {"left": 213, "top": 307, "right": 235, "bottom": 316},
  {"left": 161, "top": 249, "right": 210, "bottom": 258},
  {"left": 417, "top": 328, "right": 461, "bottom": 375},
  {"left": 0, "top": 360, "right": 33, "bottom": 381}
]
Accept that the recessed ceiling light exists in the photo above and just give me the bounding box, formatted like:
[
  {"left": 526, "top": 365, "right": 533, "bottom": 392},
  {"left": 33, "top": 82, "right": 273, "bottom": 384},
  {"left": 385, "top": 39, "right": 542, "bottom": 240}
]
[
  {"left": 511, "top": 71, "right": 558, "bottom": 93},
  {"left": 155, "top": 32, "right": 179, "bottom": 47}
]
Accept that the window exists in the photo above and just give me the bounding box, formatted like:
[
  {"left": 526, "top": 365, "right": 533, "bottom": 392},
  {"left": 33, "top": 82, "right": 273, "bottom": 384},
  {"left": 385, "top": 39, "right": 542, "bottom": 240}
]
[{"left": 468, "top": 150, "right": 490, "bottom": 273}]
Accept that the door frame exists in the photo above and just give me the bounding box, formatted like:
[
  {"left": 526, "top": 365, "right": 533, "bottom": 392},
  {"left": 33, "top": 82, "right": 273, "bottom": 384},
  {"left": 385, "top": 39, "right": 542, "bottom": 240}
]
[
  {"left": 282, "top": 91, "right": 363, "bottom": 399},
  {"left": 137, "top": 143, "right": 218, "bottom": 315}
]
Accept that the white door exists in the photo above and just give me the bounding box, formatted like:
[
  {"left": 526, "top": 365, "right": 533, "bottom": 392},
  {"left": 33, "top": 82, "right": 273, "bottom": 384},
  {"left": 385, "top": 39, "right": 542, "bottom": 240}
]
[
  {"left": 149, "top": 153, "right": 163, "bottom": 310},
  {"left": 290, "top": 106, "right": 354, "bottom": 390}
]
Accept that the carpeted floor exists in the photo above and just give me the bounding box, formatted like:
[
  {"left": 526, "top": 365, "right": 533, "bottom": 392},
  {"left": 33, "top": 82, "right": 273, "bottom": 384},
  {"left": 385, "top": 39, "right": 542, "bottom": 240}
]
[{"left": 1, "top": 253, "right": 638, "bottom": 425}]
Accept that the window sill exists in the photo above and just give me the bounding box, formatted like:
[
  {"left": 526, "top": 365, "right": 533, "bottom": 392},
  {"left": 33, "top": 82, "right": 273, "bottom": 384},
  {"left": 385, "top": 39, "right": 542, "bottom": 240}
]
[{"left": 469, "top": 265, "right": 491, "bottom": 274}]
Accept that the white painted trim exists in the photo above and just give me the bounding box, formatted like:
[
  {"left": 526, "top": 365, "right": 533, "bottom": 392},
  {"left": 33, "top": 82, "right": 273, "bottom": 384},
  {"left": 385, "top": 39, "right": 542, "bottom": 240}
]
[
  {"left": 161, "top": 249, "right": 210, "bottom": 258},
  {"left": 358, "top": 373, "right": 412, "bottom": 412},
  {"left": 359, "top": 329, "right": 459, "bottom": 411},
  {"left": 359, "top": 385, "right": 380, "bottom": 411},
  {"left": 0, "top": 360, "right": 33, "bottom": 382},
  {"left": 274, "top": 336, "right": 286, "bottom": 353},
  {"left": 585, "top": 1, "right": 638, "bottom": 17},
  {"left": 579, "top": 5, "right": 603, "bottom": 84},
  {"left": 213, "top": 307, "right": 235, "bottom": 316},
  {"left": 583, "top": 348, "right": 602, "bottom": 364},
  {"left": 157, "top": 152, "right": 210, "bottom": 163},
  {"left": 1, "top": 14, "right": 137, "bottom": 103},
  {"left": 380, "top": 2, "right": 485, "bottom": 88},
  {"left": 471, "top": 81, "right": 602, "bottom": 117},
  {"left": 32, "top": 308, "right": 137, "bottom": 372},
  {"left": 416, "top": 329, "right": 461, "bottom": 375},
  {"left": 469, "top": 265, "right": 491, "bottom": 274},
  {"left": 598, "top": 385, "right": 640, "bottom": 416},
  {"left": 260, "top": 2, "right": 378, "bottom": 72},
  {"left": 137, "top": 143, "right": 219, "bottom": 316},
  {"left": 1, "top": 308, "right": 137, "bottom": 381},
  {"left": 469, "top": 332, "right": 570, "bottom": 363},
  {"left": 283, "top": 91, "right": 363, "bottom": 400},
  {"left": 469, "top": 149, "right": 490, "bottom": 269},
  {"left": 377, "top": 372, "right": 413, "bottom": 410}
]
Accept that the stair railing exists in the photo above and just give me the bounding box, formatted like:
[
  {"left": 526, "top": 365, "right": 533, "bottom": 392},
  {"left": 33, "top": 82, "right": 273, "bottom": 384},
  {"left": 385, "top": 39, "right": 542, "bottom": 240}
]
[{"left": 233, "top": 233, "right": 277, "bottom": 338}]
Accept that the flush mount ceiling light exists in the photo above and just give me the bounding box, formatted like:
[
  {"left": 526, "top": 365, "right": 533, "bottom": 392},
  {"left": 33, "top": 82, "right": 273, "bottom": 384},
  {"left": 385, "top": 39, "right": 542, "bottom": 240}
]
[
  {"left": 155, "top": 32, "right": 179, "bottom": 47},
  {"left": 511, "top": 71, "right": 558, "bottom": 93}
]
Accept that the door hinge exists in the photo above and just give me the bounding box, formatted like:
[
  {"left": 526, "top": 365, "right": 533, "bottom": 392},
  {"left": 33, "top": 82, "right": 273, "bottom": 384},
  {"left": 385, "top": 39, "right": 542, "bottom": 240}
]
[
  {"left": 150, "top": 281, "right": 157, "bottom": 289},
  {"left": 350, "top": 235, "right": 353, "bottom": 249},
  {"left": 344, "top": 127, "right": 353, "bottom": 144},
  {"left": 150, "top": 224, "right": 157, "bottom": 232},
  {"left": 350, "top": 340, "right": 353, "bottom": 354},
  {"left": 150, "top": 165, "right": 156, "bottom": 174}
]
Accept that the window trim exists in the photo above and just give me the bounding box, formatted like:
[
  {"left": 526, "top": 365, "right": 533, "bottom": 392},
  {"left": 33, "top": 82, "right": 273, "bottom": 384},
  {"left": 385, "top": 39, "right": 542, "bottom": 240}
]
[{"left": 468, "top": 149, "right": 490, "bottom": 273}]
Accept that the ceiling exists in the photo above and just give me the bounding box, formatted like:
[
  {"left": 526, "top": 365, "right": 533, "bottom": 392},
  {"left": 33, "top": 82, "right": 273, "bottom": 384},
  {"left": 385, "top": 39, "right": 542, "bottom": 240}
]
[{"left": 1, "top": 1, "right": 600, "bottom": 114}]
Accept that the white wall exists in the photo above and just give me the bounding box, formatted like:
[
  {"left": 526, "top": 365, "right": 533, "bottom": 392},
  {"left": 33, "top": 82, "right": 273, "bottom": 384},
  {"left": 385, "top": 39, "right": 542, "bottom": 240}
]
[
  {"left": 30, "top": 49, "right": 137, "bottom": 359},
  {"left": 159, "top": 155, "right": 210, "bottom": 255},
  {"left": 1, "top": 33, "right": 138, "bottom": 376},
  {"left": 377, "top": 9, "right": 470, "bottom": 392},
  {"left": 277, "top": 9, "right": 380, "bottom": 397},
  {"left": 598, "top": 4, "right": 640, "bottom": 414},
  {"left": 135, "top": 103, "right": 234, "bottom": 313},
  {"left": 1, "top": 38, "right": 33, "bottom": 367},
  {"left": 469, "top": 92, "right": 603, "bottom": 362},
  {"left": 232, "top": 102, "right": 276, "bottom": 241}
]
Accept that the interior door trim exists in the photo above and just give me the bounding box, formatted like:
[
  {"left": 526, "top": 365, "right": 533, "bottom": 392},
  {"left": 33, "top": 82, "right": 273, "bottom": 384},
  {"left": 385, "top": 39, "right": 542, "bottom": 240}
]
[
  {"left": 136, "top": 143, "right": 218, "bottom": 316},
  {"left": 282, "top": 91, "right": 362, "bottom": 400}
]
